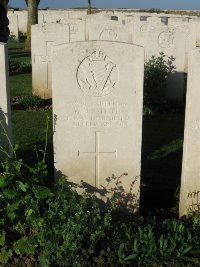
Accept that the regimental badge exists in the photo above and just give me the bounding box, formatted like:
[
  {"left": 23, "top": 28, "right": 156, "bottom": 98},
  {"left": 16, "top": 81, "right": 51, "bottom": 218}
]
[
  {"left": 158, "top": 30, "right": 174, "bottom": 49},
  {"left": 77, "top": 49, "right": 119, "bottom": 97}
]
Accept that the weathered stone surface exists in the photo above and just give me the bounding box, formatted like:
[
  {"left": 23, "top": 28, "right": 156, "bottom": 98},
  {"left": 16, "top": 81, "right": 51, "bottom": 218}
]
[
  {"left": 179, "top": 48, "right": 200, "bottom": 216},
  {"left": 7, "top": 14, "right": 19, "bottom": 40},
  {"left": 58, "top": 19, "right": 86, "bottom": 42},
  {"left": 32, "top": 23, "right": 70, "bottom": 99},
  {"left": 52, "top": 41, "right": 144, "bottom": 211},
  {"left": 0, "top": 43, "right": 12, "bottom": 157},
  {"left": 86, "top": 20, "right": 132, "bottom": 42}
]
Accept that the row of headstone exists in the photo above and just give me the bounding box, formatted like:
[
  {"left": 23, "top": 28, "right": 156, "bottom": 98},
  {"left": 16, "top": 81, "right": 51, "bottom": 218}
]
[
  {"left": 31, "top": 15, "right": 196, "bottom": 101},
  {"left": 7, "top": 9, "right": 200, "bottom": 40}
]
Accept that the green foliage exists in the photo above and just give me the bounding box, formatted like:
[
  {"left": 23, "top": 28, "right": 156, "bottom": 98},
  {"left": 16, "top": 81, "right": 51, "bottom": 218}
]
[
  {"left": 0, "top": 119, "right": 200, "bottom": 266},
  {"left": 18, "top": 95, "right": 43, "bottom": 109},
  {"left": 0, "top": 118, "right": 51, "bottom": 265},
  {"left": 9, "top": 34, "right": 18, "bottom": 41},
  {"left": 36, "top": 177, "right": 112, "bottom": 266},
  {"left": 144, "top": 52, "right": 175, "bottom": 113},
  {"left": 19, "top": 31, "right": 27, "bottom": 42},
  {"left": 114, "top": 217, "right": 200, "bottom": 266},
  {"left": 9, "top": 57, "right": 32, "bottom": 74}
]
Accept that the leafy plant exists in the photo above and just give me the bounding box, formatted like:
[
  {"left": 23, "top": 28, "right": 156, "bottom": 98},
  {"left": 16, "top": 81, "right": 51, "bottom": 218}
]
[
  {"left": 19, "top": 31, "right": 27, "bottom": 42},
  {"left": 18, "top": 95, "right": 43, "bottom": 109},
  {"left": 9, "top": 58, "right": 32, "bottom": 74},
  {"left": 144, "top": 52, "right": 175, "bottom": 113},
  {"left": 114, "top": 217, "right": 200, "bottom": 266},
  {"left": 0, "top": 117, "right": 51, "bottom": 265},
  {"left": 36, "top": 177, "right": 112, "bottom": 267}
]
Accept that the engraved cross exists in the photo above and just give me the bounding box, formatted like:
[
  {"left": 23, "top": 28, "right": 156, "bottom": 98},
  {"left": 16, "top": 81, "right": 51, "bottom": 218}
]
[
  {"left": 33, "top": 41, "right": 54, "bottom": 89},
  {"left": 78, "top": 131, "right": 117, "bottom": 187}
]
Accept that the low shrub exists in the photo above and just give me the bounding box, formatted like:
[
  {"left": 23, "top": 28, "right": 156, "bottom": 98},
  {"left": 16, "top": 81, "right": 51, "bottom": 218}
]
[
  {"left": 9, "top": 58, "right": 32, "bottom": 74},
  {"left": 18, "top": 95, "right": 43, "bottom": 109},
  {"left": 144, "top": 52, "right": 176, "bottom": 114}
]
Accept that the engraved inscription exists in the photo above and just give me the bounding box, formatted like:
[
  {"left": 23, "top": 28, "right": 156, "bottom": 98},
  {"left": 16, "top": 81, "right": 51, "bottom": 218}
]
[
  {"left": 191, "top": 119, "right": 200, "bottom": 131},
  {"left": 78, "top": 131, "right": 117, "bottom": 187},
  {"left": 158, "top": 30, "right": 174, "bottom": 48},
  {"left": 99, "top": 29, "right": 117, "bottom": 41},
  {"left": 77, "top": 49, "right": 119, "bottom": 97},
  {"left": 61, "top": 100, "right": 130, "bottom": 128}
]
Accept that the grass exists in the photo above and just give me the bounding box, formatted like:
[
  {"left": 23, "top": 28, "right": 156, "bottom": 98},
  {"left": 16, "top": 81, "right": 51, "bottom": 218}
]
[
  {"left": 10, "top": 73, "right": 32, "bottom": 96},
  {"left": 8, "top": 39, "right": 186, "bottom": 213},
  {"left": 9, "top": 50, "right": 31, "bottom": 62},
  {"left": 7, "top": 39, "right": 25, "bottom": 50}
]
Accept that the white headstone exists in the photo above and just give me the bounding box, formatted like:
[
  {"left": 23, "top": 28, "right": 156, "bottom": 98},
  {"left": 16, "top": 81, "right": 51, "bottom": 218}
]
[
  {"left": 14, "top": 11, "right": 27, "bottom": 34},
  {"left": 31, "top": 23, "right": 70, "bottom": 99},
  {"left": 58, "top": 19, "right": 86, "bottom": 42},
  {"left": 146, "top": 25, "right": 187, "bottom": 100},
  {"left": 8, "top": 14, "right": 19, "bottom": 40},
  {"left": 87, "top": 20, "right": 132, "bottom": 43},
  {"left": 52, "top": 41, "right": 144, "bottom": 211},
  {"left": 0, "top": 43, "right": 12, "bottom": 157},
  {"left": 43, "top": 10, "right": 69, "bottom": 23},
  {"left": 189, "top": 18, "right": 200, "bottom": 47},
  {"left": 179, "top": 48, "right": 200, "bottom": 216}
]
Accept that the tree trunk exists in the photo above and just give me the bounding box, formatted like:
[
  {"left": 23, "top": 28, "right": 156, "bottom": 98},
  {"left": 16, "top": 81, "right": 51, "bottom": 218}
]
[
  {"left": 88, "top": 0, "right": 92, "bottom": 15},
  {"left": 25, "top": 0, "right": 38, "bottom": 51}
]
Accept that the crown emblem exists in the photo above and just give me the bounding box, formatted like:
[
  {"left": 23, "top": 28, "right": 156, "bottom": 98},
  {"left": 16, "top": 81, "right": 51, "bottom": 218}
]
[{"left": 89, "top": 50, "right": 106, "bottom": 61}]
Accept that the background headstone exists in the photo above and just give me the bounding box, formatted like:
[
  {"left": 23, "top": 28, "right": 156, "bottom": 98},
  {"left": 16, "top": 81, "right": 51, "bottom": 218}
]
[
  {"left": 31, "top": 23, "right": 70, "bottom": 99},
  {"left": 0, "top": 43, "right": 12, "bottom": 157},
  {"left": 52, "top": 41, "right": 144, "bottom": 212},
  {"left": 179, "top": 48, "right": 200, "bottom": 216},
  {"left": 7, "top": 14, "right": 19, "bottom": 40},
  {"left": 86, "top": 20, "right": 132, "bottom": 42}
]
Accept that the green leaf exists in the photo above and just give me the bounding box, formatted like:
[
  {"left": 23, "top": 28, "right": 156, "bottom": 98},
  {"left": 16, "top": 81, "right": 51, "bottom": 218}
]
[
  {"left": 7, "top": 202, "right": 20, "bottom": 220},
  {"left": 3, "top": 189, "right": 17, "bottom": 199},
  {"left": 38, "top": 254, "right": 50, "bottom": 267},
  {"left": 14, "top": 236, "right": 37, "bottom": 256},
  {"left": 17, "top": 181, "right": 28, "bottom": 192},
  {"left": 0, "top": 247, "right": 13, "bottom": 265},
  {"left": 124, "top": 254, "right": 137, "bottom": 261},
  {"left": 182, "top": 246, "right": 193, "bottom": 255},
  {"left": 34, "top": 187, "right": 52, "bottom": 200},
  {"left": 0, "top": 176, "right": 7, "bottom": 188},
  {"left": 0, "top": 231, "right": 6, "bottom": 246}
]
